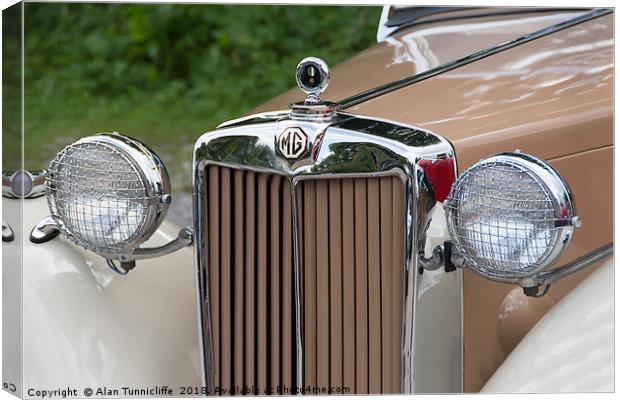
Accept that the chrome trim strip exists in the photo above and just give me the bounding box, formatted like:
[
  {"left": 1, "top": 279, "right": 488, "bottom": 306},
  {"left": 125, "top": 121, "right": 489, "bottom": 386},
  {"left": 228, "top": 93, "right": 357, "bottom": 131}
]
[
  {"left": 118, "top": 227, "right": 193, "bottom": 261},
  {"left": 339, "top": 8, "right": 612, "bottom": 109},
  {"left": 538, "top": 242, "right": 613, "bottom": 285},
  {"left": 192, "top": 161, "right": 214, "bottom": 392},
  {"left": 385, "top": 8, "right": 593, "bottom": 39},
  {"left": 289, "top": 180, "right": 304, "bottom": 391},
  {"left": 192, "top": 110, "right": 461, "bottom": 393}
]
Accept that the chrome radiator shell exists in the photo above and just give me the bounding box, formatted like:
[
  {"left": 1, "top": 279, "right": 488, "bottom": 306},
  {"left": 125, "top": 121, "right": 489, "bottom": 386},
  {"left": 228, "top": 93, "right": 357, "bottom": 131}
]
[{"left": 192, "top": 111, "right": 462, "bottom": 394}]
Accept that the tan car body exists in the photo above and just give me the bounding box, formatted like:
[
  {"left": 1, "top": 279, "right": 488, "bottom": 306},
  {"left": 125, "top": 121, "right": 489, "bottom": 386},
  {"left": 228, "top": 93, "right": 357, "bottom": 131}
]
[{"left": 255, "top": 9, "right": 613, "bottom": 392}]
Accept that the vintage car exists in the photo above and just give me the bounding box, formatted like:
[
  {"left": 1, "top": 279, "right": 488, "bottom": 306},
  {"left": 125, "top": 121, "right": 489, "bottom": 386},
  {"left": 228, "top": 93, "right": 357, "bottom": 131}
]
[{"left": 2, "top": 5, "right": 613, "bottom": 397}]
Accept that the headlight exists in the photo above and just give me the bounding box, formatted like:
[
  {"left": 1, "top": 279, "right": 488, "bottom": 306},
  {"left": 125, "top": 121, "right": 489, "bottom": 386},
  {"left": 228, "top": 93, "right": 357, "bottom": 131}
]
[
  {"left": 444, "top": 152, "right": 580, "bottom": 281},
  {"left": 46, "top": 133, "right": 171, "bottom": 259}
]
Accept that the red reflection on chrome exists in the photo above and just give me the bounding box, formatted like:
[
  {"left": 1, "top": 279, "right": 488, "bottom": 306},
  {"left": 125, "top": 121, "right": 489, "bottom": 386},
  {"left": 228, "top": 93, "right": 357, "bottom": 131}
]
[
  {"left": 419, "top": 157, "right": 456, "bottom": 203},
  {"left": 311, "top": 132, "right": 325, "bottom": 160}
]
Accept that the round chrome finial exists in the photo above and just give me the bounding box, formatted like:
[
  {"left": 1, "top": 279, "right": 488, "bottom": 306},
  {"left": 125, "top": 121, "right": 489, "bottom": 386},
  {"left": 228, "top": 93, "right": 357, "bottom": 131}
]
[{"left": 295, "top": 57, "right": 330, "bottom": 102}]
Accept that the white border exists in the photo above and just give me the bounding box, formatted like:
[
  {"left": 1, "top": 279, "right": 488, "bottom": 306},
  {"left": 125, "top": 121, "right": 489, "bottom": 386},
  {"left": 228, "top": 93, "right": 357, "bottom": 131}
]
[{"left": 0, "top": 2, "right": 616, "bottom": 400}]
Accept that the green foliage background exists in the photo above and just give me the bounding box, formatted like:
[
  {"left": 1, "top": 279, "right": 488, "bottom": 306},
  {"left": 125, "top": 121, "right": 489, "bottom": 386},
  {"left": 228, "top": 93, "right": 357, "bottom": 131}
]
[{"left": 4, "top": 3, "right": 380, "bottom": 191}]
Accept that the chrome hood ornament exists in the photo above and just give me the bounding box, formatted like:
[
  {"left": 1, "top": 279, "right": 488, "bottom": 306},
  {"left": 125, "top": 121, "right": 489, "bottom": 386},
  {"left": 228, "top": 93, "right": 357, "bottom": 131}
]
[
  {"left": 295, "top": 56, "right": 330, "bottom": 102},
  {"left": 290, "top": 57, "right": 338, "bottom": 120}
]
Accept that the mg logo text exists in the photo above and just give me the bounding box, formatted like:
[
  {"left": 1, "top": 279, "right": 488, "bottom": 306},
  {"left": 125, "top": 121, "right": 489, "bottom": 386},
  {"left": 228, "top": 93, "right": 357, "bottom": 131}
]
[{"left": 278, "top": 127, "right": 308, "bottom": 159}]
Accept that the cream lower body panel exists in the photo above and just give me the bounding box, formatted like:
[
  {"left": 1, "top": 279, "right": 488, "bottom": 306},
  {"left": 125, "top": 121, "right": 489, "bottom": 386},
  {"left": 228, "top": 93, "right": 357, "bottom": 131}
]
[
  {"left": 481, "top": 256, "right": 613, "bottom": 393},
  {"left": 412, "top": 204, "right": 463, "bottom": 393},
  {"left": 5, "top": 197, "right": 201, "bottom": 397}
]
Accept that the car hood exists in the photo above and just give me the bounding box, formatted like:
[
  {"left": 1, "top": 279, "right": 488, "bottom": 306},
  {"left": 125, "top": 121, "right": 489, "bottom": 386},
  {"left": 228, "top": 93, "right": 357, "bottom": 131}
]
[
  {"left": 252, "top": 9, "right": 612, "bottom": 171},
  {"left": 253, "top": 9, "right": 588, "bottom": 113}
]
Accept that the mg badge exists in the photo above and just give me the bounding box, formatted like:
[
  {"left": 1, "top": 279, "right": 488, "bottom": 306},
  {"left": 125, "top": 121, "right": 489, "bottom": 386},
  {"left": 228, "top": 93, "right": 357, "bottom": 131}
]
[{"left": 278, "top": 127, "right": 308, "bottom": 159}]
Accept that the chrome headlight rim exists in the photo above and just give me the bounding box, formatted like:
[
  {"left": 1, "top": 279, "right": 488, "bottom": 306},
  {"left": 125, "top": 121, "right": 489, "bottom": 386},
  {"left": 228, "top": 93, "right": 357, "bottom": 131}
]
[
  {"left": 46, "top": 132, "right": 171, "bottom": 258},
  {"left": 445, "top": 151, "right": 577, "bottom": 281}
]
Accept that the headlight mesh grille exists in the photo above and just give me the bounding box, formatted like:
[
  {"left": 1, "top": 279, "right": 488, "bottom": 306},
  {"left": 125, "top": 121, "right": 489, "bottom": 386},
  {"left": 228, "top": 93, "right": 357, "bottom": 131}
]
[
  {"left": 46, "top": 140, "right": 151, "bottom": 255},
  {"left": 445, "top": 158, "right": 560, "bottom": 277}
]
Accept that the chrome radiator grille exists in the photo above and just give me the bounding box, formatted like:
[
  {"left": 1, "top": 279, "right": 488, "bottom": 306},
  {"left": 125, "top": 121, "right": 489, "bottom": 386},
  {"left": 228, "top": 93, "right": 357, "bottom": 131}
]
[{"left": 201, "top": 165, "right": 406, "bottom": 395}]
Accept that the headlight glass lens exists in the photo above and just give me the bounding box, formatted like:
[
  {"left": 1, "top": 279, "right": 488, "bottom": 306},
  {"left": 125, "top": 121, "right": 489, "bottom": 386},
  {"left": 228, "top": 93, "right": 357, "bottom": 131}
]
[
  {"left": 445, "top": 153, "right": 574, "bottom": 279},
  {"left": 46, "top": 134, "right": 169, "bottom": 257}
]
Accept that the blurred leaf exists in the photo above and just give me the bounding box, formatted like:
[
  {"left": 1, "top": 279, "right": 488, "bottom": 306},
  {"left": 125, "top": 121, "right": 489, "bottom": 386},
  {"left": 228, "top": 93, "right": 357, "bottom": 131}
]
[{"left": 129, "top": 8, "right": 153, "bottom": 42}]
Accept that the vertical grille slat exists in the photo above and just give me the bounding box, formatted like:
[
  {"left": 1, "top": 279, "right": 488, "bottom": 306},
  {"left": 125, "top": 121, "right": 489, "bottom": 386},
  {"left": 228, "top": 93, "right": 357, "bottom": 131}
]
[
  {"left": 233, "top": 170, "right": 245, "bottom": 387},
  {"left": 302, "top": 181, "right": 317, "bottom": 389},
  {"left": 244, "top": 172, "right": 256, "bottom": 394},
  {"left": 353, "top": 179, "right": 369, "bottom": 395},
  {"left": 203, "top": 166, "right": 405, "bottom": 395},
  {"left": 207, "top": 166, "right": 221, "bottom": 390},
  {"left": 328, "top": 179, "right": 343, "bottom": 390},
  {"left": 270, "top": 176, "right": 282, "bottom": 393},
  {"left": 315, "top": 181, "right": 330, "bottom": 390},
  {"left": 257, "top": 174, "right": 268, "bottom": 394},
  {"left": 220, "top": 168, "right": 232, "bottom": 391},
  {"left": 341, "top": 179, "right": 356, "bottom": 393},
  {"left": 282, "top": 185, "right": 294, "bottom": 393},
  {"left": 380, "top": 178, "right": 394, "bottom": 393},
  {"left": 391, "top": 178, "right": 405, "bottom": 392},
  {"left": 366, "top": 178, "right": 383, "bottom": 394}
]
